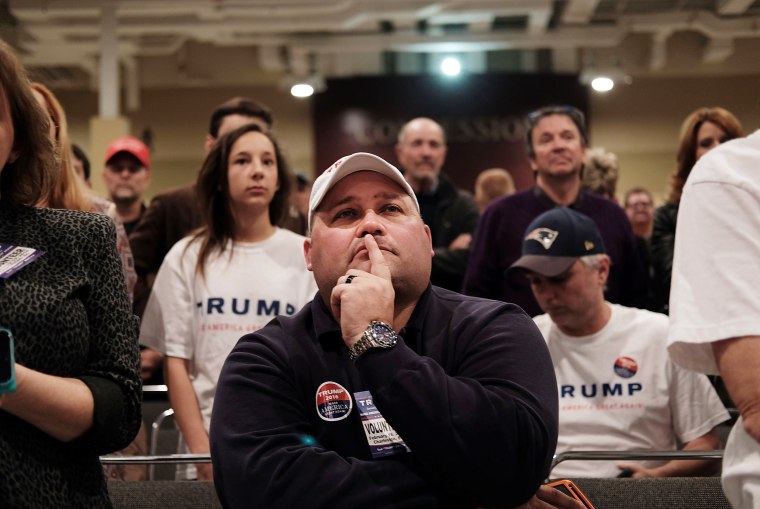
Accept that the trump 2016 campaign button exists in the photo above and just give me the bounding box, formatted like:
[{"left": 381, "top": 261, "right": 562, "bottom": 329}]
[
  {"left": 315, "top": 381, "right": 353, "bottom": 421},
  {"left": 613, "top": 356, "right": 638, "bottom": 379}
]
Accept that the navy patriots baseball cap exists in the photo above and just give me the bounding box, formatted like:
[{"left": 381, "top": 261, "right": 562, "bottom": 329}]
[{"left": 509, "top": 207, "right": 606, "bottom": 277}]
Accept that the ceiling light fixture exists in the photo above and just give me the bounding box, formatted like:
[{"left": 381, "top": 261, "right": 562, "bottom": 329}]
[
  {"left": 280, "top": 50, "right": 327, "bottom": 99},
  {"left": 440, "top": 56, "right": 461, "bottom": 77},
  {"left": 591, "top": 76, "right": 614, "bottom": 92},
  {"left": 579, "top": 68, "right": 631, "bottom": 93},
  {"left": 281, "top": 73, "right": 326, "bottom": 99},
  {"left": 290, "top": 83, "right": 314, "bottom": 97}
]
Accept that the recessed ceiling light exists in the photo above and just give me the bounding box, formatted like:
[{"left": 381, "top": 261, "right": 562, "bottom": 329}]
[
  {"left": 591, "top": 76, "right": 614, "bottom": 92},
  {"left": 440, "top": 57, "right": 461, "bottom": 77},
  {"left": 291, "top": 83, "right": 314, "bottom": 98}
]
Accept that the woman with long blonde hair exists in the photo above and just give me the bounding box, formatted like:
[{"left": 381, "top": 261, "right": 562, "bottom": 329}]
[{"left": 30, "top": 82, "right": 136, "bottom": 303}]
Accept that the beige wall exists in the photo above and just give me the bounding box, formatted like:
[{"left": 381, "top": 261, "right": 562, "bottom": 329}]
[{"left": 57, "top": 74, "right": 760, "bottom": 204}]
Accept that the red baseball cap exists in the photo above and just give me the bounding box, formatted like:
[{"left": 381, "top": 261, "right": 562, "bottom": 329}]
[{"left": 105, "top": 136, "right": 151, "bottom": 169}]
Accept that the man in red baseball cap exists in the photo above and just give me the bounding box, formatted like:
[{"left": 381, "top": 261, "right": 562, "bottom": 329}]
[{"left": 102, "top": 135, "right": 151, "bottom": 235}]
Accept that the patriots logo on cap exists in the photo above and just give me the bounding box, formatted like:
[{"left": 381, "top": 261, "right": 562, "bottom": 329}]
[{"left": 525, "top": 228, "right": 559, "bottom": 250}]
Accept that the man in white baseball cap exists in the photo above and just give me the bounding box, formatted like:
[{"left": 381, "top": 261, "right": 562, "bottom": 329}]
[
  {"left": 211, "top": 152, "right": 562, "bottom": 508},
  {"left": 307, "top": 152, "right": 419, "bottom": 229}
]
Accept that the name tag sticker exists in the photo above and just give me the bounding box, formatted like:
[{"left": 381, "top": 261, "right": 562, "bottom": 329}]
[
  {"left": 0, "top": 244, "right": 43, "bottom": 279},
  {"left": 354, "top": 390, "right": 410, "bottom": 459}
]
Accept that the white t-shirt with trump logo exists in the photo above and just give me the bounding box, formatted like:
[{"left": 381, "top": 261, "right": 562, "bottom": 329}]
[
  {"left": 534, "top": 303, "right": 728, "bottom": 478},
  {"left": 140, "top": 228, "right": 317, "bottom": 478}
]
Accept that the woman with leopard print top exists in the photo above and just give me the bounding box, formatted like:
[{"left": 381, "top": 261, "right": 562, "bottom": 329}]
[{"left": 0, "top": 41, "right": 141, "bottom": 508}]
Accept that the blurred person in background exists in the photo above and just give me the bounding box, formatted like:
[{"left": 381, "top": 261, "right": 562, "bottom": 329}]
[
  {"left": 464, "top": 105, "right": 646, "bottom": 315},
  {"left": 473, "top": 167, "right": 515, "bottom": 212},
  {"left": 31, "top": 82, "right": 137, "bottom": 305},
  {"left": 624, "top": 187, "right": 661, "bottom": 311},
  {"left": 581, "top": 146, "right": 619, "bottom": 201},
  {"left": 651, "top": 107, "right": 744, "bottom": 314},
  {"left": 395, "top": 117, "right": 479, "bottom": 291},
  {"left": 624, "top": 187, "right": 655, "bottom": 241},
  {"left": 102, "top": 135, "right": 151, "bottom": 235},
  {"left": 71, "top": 143, "right": 92, "bottom": 188},
  {"left": 279, "top": 170, "right": 311, "bottom": 235}
]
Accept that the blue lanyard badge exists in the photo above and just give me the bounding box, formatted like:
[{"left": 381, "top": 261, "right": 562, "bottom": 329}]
[
  {"left": 0, "top": 243, "right": 44, "bottom": 279},
  {"left": 354, "top": 390, "right": 411, "bottom": 459}
]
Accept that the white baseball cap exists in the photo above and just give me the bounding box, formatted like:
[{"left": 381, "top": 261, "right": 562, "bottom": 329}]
[{"left": 308, "top": 152, "right": 420, "bottom": 227}]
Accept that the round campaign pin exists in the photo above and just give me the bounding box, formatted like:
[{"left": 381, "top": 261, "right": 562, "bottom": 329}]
[
  {"left": 613, "top": 356, "right": 638, "bottom": 379},
  {"left": 315, "top": 381, "right": 353, "bottom": 422}
]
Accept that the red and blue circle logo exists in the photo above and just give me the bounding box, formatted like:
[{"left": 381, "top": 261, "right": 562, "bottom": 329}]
[
  {"left": 315, "top": 381, "right": 353, "bottom": 422},
  {"left": 614, "top": 356, "right": 638, "bottom": 378}
]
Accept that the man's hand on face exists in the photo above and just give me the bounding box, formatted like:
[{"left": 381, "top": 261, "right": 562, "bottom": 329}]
[{"left": 330, "top": 234, "right": 396, "bottom": 348}]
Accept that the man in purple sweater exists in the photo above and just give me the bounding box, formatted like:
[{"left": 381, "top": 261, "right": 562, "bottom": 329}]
[{"left": 462, "top": 105, "right": 646, "bottom": 316}]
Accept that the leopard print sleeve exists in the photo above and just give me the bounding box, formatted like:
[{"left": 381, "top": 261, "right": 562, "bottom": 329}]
[
  {"left": 0, "top": 206, "right": 141, "bottom": 507},
  {"left": 74, "top": 212, "right": 142, "bottom": 455}
]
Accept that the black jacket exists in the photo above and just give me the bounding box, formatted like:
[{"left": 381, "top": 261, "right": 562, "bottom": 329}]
[
  {"left": 651, "top": 202, "right": 678, "bottom": 314},
  {"left": 210, "top": 285, "right": 558, "bottom": 509},
  {"left": 418, "top": 175, "right": 480, "bottom": 292}
]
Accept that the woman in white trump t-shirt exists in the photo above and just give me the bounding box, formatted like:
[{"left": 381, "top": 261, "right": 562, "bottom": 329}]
[{"left": 140, "top": 124, "right": 317, "bottom": 479}]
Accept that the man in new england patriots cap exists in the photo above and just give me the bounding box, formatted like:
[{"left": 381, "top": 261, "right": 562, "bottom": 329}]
[
  {"left": 519, "top": 207, "right": 729, "bottom": 480},
  {"left": 510, "top": 206, "right": 605, "bottom": 277}
]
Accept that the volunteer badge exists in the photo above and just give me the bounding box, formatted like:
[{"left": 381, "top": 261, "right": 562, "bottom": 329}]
[{"left": 354, "top": 390, "right": 410, "bottom": 458}]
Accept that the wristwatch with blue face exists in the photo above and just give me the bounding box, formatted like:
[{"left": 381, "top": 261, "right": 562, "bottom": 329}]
[{"left": 348, "top": 320, "right": 398, "bottom": 362}]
